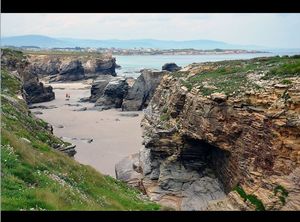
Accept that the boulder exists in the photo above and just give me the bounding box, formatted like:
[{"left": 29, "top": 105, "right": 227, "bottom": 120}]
[
  {"left": 162, "top": 63, "right": 181, "bottom": 72},
  {"left": 119, "top": 113, "right": 139, "bottom": 117},
  {"left": 94, "top": 77, "right": 128, "bottom": 110},
  {"left": 56, "top": 60, "right": 85, "bottom": 81},
  {"left": 90, "top": 75, "right": 114, "bottom": 102},
  {"left": 23, "top": 80, "right": 55, "bottom": 104},
  {"left": 122, "top": 70, "right": 166, "bottom": 111},
  {"left": 115, "top": 154, "right": 143, "bottom": 189},
  {"left": 210, "top": 92, "right": 227, "bottom": 103}
]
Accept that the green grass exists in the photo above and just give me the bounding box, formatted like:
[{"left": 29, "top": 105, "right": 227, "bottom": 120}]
[
  {"left": 274, "top": 185, "right": 289, "bottom": 205},
  {"left": 177, "top": 56, "right": 299, "bottom": 96},
  {"left": 266, "top": 59, "right": 300, "bottom": 78},
  {"left": 1, "top": 68, "right": 22, "bottom": 97},
  {"left": 1, "top": 52, "right": 160, "bottom": 211},
  {"left": 160, "top": 113, "right": 170, "bottom": 121},
  {"left": 281, "top": 79, "right": 292, "bottom": 85},
  {"left": 234, "top": 186, "right": 265, "bottom": 211}
]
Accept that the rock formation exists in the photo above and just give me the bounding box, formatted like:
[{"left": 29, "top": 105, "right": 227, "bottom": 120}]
[
  {"left": 162, "top": 63, "right": 181, "bottom": 72},
  {"left": 27, "top": 53, "right": 117, "bottom": 82},
  {"left": 92, "top": 76, "right": 129, "bottom": 110},
  {"left": 90, "top": 69, "right": 166, "bottom": 111},
  {"left": 1, "top": 49, "right": 55, "bottom": 104},
  {"left": 116, "top": 56, "right": 300, "bottom": 211},
  {"left": 122, "top": 69, "right": 167, "bottom": 111}
]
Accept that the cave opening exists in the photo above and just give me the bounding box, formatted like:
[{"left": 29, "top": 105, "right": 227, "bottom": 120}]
[{"left": 179, "top": 135, "right": 235, "bottom": 193}]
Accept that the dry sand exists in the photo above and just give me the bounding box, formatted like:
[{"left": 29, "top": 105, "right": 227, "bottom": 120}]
[{"left": 33, "top": 81, "right": 144, "bottom": 177}]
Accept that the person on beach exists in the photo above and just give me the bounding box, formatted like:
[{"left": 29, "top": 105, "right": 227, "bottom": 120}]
[{"left": 66, "top": 93, "right": 70, "bottom": 100}]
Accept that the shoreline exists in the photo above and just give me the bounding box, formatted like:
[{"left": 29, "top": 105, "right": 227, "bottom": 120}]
[{"left": 33, "top": 81, "right": 144, "bottom": 177}]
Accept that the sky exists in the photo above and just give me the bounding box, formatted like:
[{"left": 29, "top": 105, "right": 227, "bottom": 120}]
[{"left": 1, "top": 13, "right": 300, "bottom": 48}]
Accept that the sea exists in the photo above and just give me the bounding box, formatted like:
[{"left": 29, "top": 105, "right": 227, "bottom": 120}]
[{"left": 114, "top": 51, "right": 300, "bottom": 78}]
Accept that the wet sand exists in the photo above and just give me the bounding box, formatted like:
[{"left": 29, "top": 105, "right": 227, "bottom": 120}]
[{"left": 33, "top": 81, "right": 143, "bottom": 177}]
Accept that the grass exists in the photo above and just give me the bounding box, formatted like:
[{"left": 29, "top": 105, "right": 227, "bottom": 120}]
[
  {"left": 274, "top": 185, "right": 289, "bottom": 205},
  {"left": 1, "top": 68, "right": 22, "bottom": 97},
  {"left": 176, "top": 56, "right": 299, "bottom": 96},
  {"left": 234, "top": 185, "right": 265, "bottom": 211},
  {"left": 281, "top": 79, "right": 292, "bottom": 85},
  {"left": 1, "top": 50, "right": 160, "bottom": 211},
  {"left": 160, "top": 113, "right": 170, "bottom": 121}
]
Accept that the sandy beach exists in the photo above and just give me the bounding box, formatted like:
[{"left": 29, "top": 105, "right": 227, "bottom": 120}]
[{"left": 32, "top": 80, "right": 144, "bottom": 177}]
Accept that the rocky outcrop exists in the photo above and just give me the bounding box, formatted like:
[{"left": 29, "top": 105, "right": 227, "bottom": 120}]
[
  {"left": 55, "top": 60, "right": 84, "bottom": 81},
  {"left": 116, "top": 56, "right": 300, "bottom": 211},
  {"left": 23, "top": 81, "right": 55, "bottom": 104},
  {"left": 90, "top": 75, "right": 115, "bottom": 102},
  {"left": 89, "top": 69, "right": 166, "bottom": 111},
  {"left": 93, "top": 76, "right": 129, "bottom": 110},
  {"left": 1, "top": 49, "right": 55, "bottom": 104},
  {"left": 122, "top": 70, "right": 167, "bottom": 111},
  {"left": 83, "top": 57, "right": 116, "bottom": 76},
  {"left": 27, "top": 54, "right": 116, "bottom": 82},
  {"left": 162, "top": 63, "right": 181, "bottom": 72}
]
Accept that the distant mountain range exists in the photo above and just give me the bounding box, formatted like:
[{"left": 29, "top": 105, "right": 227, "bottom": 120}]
[
  {"left": 1, "top": 35, "right": 300, "bottom": 52},
  {"left": 0, "top": 35, "right": 259, "bottom": 50}
]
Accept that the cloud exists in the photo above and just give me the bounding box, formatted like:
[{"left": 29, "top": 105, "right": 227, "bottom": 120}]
[{"left": 1, "top": 13, "right": 300, "bottom": 48}]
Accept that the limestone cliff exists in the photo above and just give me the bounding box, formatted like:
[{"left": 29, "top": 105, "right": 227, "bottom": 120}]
[
  {"left": 116, "top": 56, "right": 300, "bottom": 211},
  {"left": 27, "top": 53, "right": 117, "bottom": 82}
]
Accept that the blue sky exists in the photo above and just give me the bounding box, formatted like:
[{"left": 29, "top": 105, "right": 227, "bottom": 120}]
[{"left": 1, "top": 13, "right": 300, "bottom": 48}]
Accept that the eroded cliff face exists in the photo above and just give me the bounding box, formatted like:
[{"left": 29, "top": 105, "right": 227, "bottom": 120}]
[
  {"left": 27, "top": 53, "right": 116, "bottom": 82},
  {"left": 116, "top": 56, "right": 300, "bottom": 210},
  {"left": 1, "top": 49, "right": 55, "bottom": 104}
]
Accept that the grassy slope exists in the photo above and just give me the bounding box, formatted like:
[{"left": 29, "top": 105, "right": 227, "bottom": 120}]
[
  {"left": 175, "top": 55, "right": 300, "bottom": 95},
  {"left": 1, "top": 54, "right": 159, "bottom": 210}
]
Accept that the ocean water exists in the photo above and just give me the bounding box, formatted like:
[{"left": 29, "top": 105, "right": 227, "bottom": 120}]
[{"left": 114, "top": 52, "right": 300, "bottom": 78}]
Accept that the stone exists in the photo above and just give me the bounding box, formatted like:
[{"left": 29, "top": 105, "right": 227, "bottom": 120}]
[
  {"left": 94, "top": 77, "right": 128, "bottom": 110},
  {"left": 80, "top": 138, "right": 93, "bottom": 143},
  {"left": 119, "top": 113, "right": 139, "bottom": 117},
  {"left": 74, "top": 107, "right": 87, "bottom": 111},
  {"left": 78, "top": 97, "right": 90, "bottom": 102},
  {"left": 115, "top": 154, "right": 143, "bottom": 189},
  {"left": 56, "top": 124, "right": 64, "bottom": 128},
  {"left": 33, "top": 111, "right": 43, "bottom": 115},
  {"left": 162, "top": 63, "right": 181, "bottom": 72},
  {"left": 210, "top": 92, "right": 227, "bottom": 103},
  {"left": 90, "top": 75, "right": 115, "bottom": 102},
  {"left": 56, "top": 60, "right": 84, "bottom": 81},
  {"left": 20, "top": 137, "right": 31, "bottom": 144}
]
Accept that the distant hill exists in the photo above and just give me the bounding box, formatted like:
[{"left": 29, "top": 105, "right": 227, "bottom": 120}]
[
  {"left": 1, "top": 35, "right": 73, "bottom": 48},
  {"left": 1, "top": 34, "right": 268, "bottom": 50}
]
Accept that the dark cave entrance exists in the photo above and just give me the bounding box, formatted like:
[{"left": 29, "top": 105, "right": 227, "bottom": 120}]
[{"left": 179, "top": 135, "right": 236, "bottom": 193}]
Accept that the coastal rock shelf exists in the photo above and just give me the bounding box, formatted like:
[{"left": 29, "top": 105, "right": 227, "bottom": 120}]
[{"left": 116, "top": 56, "right": 300, "bottom": 211}]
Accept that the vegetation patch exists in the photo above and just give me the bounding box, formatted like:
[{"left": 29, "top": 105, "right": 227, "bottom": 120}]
[
  {"left": 274, "top": 185, "right": 289, "bottom": 205},
  {"left": 160, "top": 113, "right": 170, "bottom": 122},
  {"left": 179, "top": 56, "right": 299, "bottom": 96},
  {"left": 234, "top": 185, "right": 265, "bottom": 211},
  {"left": 281, "top": 79, "right": 292, "bottom": 85}
]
